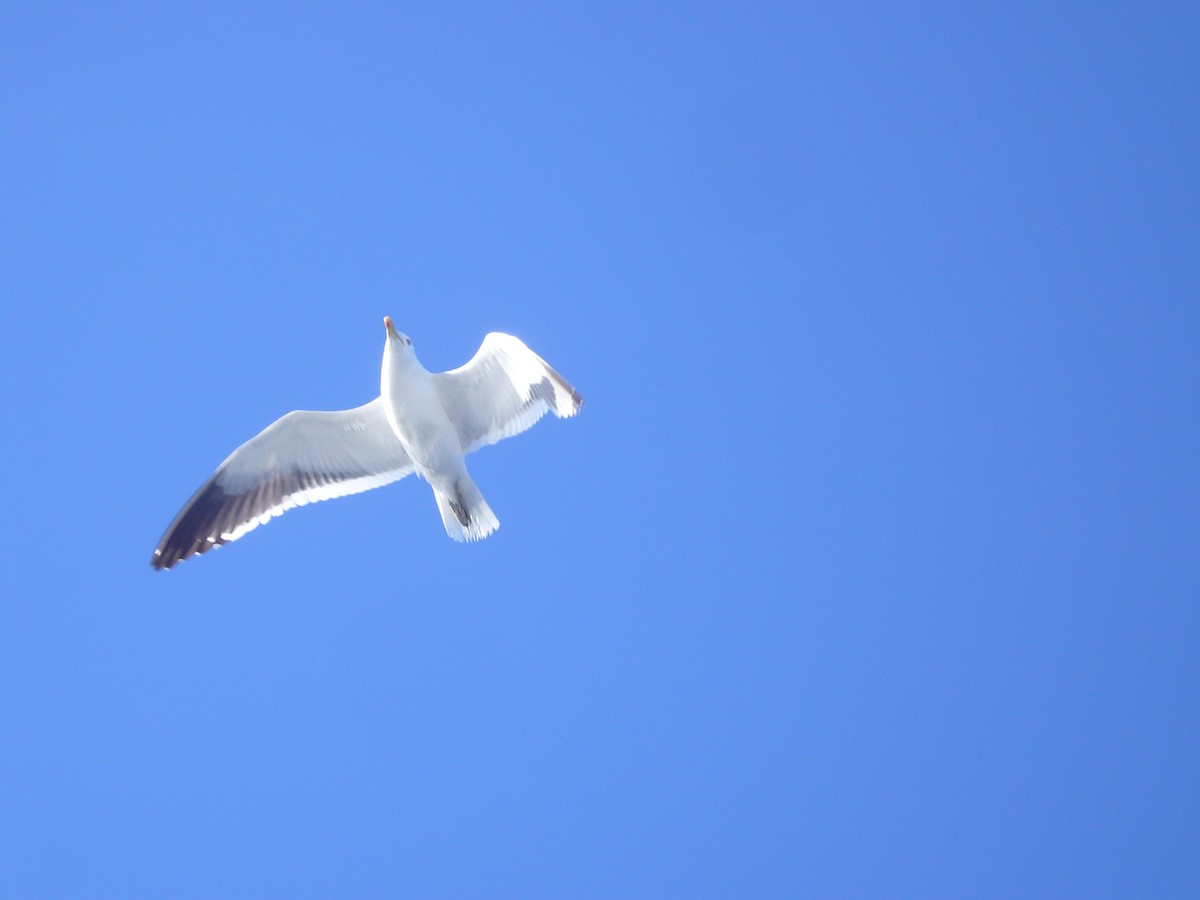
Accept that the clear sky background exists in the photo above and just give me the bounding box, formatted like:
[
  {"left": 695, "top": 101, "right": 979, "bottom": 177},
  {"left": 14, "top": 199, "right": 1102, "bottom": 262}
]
[{"left": 1, "top": 2, "right": 1197, "bottom": 896}]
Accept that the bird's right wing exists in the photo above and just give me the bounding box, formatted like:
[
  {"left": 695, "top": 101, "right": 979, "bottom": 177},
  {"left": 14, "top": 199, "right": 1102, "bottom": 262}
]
[
  {"left": 152, "top": 398, "right": 412, "bottom": 569},
  {"left": 434, "top": 332, "right": 583, "bottom": 454}
]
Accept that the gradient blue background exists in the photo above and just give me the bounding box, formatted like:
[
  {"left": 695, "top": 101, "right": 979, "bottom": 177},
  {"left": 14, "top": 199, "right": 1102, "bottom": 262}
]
[{"left": 2, "top": 3, "right": 1197, "bottom": 896}]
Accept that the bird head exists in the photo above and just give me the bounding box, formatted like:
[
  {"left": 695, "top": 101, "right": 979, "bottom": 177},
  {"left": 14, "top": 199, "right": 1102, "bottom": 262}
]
[{"left": 383, "top": 316, "right": 412, "bottom": 347}]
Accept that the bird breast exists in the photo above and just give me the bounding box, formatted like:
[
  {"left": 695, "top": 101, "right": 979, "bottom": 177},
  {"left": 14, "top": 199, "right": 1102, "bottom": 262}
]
[{"left": 382, "top": 367, "right": 463, "bottom": 479}]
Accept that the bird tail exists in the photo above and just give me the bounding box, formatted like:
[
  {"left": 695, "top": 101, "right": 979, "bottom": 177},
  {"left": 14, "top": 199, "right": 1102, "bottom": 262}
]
[{"left": 435, "top": 476, "right": 499, "bottom": 542}]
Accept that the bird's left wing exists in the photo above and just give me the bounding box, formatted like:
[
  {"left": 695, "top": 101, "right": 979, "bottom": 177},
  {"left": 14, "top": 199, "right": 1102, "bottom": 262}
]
[
  {"left": 152, "top": 398, "right": 412, "bottom": 569},
  {"left": 434, "top": 332, "right": 583, "bottom": 454}
]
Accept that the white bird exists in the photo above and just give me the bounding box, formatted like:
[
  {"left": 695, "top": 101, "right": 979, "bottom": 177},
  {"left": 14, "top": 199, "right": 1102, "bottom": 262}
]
[{"left": 151, "top": 318, "right": 582, "bottom": 569}]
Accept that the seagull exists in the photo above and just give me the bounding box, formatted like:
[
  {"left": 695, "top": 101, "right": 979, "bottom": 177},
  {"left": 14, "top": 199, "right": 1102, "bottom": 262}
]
[{"left": 151, "top": 318, "right": 582, "bottom": 569}]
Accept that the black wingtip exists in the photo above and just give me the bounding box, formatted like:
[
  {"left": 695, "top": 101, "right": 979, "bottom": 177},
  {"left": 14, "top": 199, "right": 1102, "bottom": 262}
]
[
  {"left": 151, "top": 478, "right": 235, "bottom": 571},
  {"left": 541, "top": 360, "right": 583, "bottom": 414}
]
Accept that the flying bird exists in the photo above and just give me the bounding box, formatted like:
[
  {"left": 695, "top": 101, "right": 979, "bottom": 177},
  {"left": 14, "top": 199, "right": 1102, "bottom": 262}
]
[{"left": 151, "top": 319, "right": 582, "bottom": 569}]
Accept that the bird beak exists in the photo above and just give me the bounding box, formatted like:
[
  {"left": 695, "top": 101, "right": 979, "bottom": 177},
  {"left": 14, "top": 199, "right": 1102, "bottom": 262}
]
[{"left": 384, "top": 316, "right": 396, "bottom": 338}]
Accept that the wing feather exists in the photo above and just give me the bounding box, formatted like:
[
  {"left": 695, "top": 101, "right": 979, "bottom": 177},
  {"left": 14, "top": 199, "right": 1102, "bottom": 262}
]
[
  {"left": 434, "top": 333, "right": 583, "bottom": 454},
  {"left": 151, "top": 397, "right": 412, "bottom": 569}
]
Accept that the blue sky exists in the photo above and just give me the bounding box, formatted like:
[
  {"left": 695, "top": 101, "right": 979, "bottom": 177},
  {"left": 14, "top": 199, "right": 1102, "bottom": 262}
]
[{"left": 1, "top": 2, "right": 1197, "bottom": 895}]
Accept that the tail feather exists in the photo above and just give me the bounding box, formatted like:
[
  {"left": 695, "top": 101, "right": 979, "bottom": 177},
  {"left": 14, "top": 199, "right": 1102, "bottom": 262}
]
[{"left": 435, "top": 476, "right": 499, "bottom": 542}]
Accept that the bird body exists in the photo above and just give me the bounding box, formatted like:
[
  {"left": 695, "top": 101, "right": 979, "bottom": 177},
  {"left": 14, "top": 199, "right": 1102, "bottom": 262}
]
[
  {"left": 380, "top": 319, "right": 498, "bottom": 541},
  {"left": 151, "top": 318, "right": 582, "bottom": 569},
  {"left": 382, "top": 326, "right": 463, "bottom": 480}
]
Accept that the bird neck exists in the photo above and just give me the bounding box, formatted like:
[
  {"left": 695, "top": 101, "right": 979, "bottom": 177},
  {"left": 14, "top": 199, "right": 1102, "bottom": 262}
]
[{"left": 381, "top": 343, "right": 420, "bottom": 399}]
